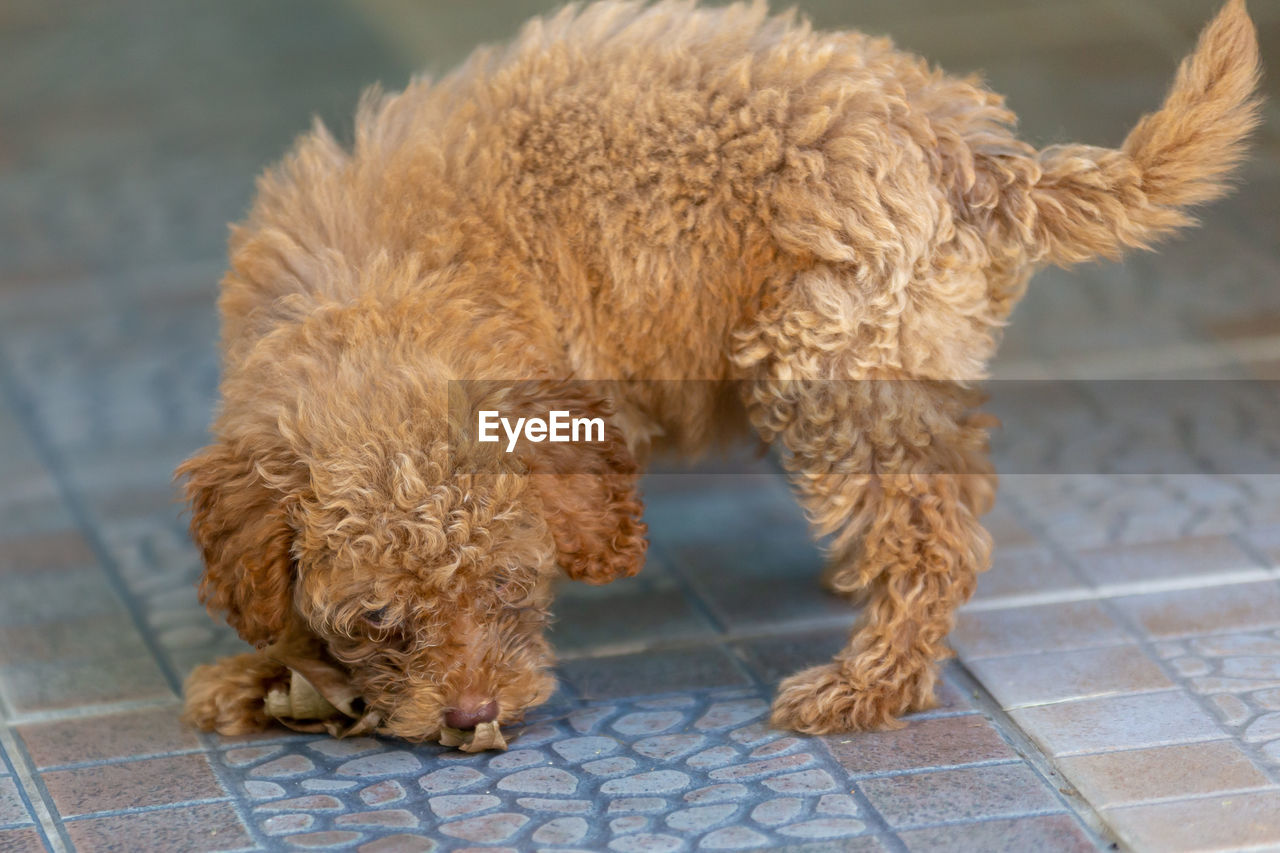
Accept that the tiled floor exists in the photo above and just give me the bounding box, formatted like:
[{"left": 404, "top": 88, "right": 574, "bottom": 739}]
[{"left": 1, "top": 0, "right": 1278, "bottom": 850}]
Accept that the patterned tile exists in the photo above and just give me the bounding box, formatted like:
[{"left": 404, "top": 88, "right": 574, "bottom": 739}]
[
  {"left": 1144, "top": 629, "right": 1280, "bottom": 769},
  {"left": 210, "top": 690, "right": 882, "bottom": 850}
]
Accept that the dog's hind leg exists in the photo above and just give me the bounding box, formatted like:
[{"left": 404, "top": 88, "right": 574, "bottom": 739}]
[{"left": 735, "top": 272, "right": 995, "bottom": 733}]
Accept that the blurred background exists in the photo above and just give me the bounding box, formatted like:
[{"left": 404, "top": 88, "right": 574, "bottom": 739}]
[{"left": 1, "top": 1, "right": 1278, "bottom": 851}]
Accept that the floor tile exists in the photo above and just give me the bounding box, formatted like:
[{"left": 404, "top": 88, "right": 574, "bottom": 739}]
[
  {"left": 64, "top": 802, "right": 251, "bottom": 852},
  {"left": 775, "top": 836, "right": 891, "bottom": 853},
  {"left": 18, "top": 707, "right": 196, "bottom": 769},
  {"left": 1166, "top": 631, "right": 1280, "bottom": 708},
  {"left": 1056, "top": 740, "right": 1275, "bottom": 808},
  {"left": 730, "top": 628, "right": 848, "bottom": 687},
  {"left": 0, "top": 777, "right": 31, "bottom": 826},
  {"left": 826, "top": 715, "right": 1017, "bottom": 776},
  {"left": 696, "top": 574, "right": 856, "bottom": 633},
  {"left": 641, "top": 474, "right": 797, "bottom": 547},
  {"left": 1009, "top": 690, "right": 1226, "bottom": 757},
  {"left": 558, "top": 645, "right": 752, "bottom": 700},
  {"left": 858, "top": 763, "right": 1063, "bottom": 830},
  {"left": 965, "top": 644, "right": 1174, "bottom": 708},
  {"left": 0, "top": 530, "right": 96, "bottom": 575},
  {"left": 551, "top": 569, "right": 718, "bottom": 656},
  {"left": 0, "top": 654, "right": 173, "bottom": 715},
  {"left": 982, "top": 505, "right": 1041, "bottom": 550},
  {"left": 1112, "top": 581, "right": 1280, "bottom": 638},
  {"left": 668, "top": 526, "right": 852, "bottom": 631},
  {"left": 952, "top": 600, "right": 1132, "bottom": 659},
  {"left": 1074, "top": 535, "right": 1265, "bottom": 589},
  {"left": 1103, "top": 791, "right": 1280, "bottom": 853},
  {"left": 0, "top": 611, "right": 155, "bottom": 665},
  {"left": 0, "top": 828, "right": 45, "bottom": 850},
  {"left": 208, "top": 690, "right": 880, "bottom": 849},
  {"left": 0, "top": 568, "right": 124, "bottom": 628},
  {"left": 42, "top": 753, "right": 225, "bottom": 817},
  {"left": 0, "top": 0, "right": 1276, "bottom": 849},
  {"left": 1238, "top": 523, "right": 1280, "bottom": 569},
  {"left": 897, "top": 813, "right": 1097, "bottom": 853},
  {"left": 971, "top": 545, "right": 1087, "bottom": 603}
]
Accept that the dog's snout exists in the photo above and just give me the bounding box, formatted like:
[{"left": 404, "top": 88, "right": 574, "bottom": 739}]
[{"left": 444, "top": 698, "right": 499, "bottom": 730}]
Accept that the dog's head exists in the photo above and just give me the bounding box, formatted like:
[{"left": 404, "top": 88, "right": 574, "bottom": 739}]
[{"left": 179, "top": 323, "right": 646, "bottom": 740}]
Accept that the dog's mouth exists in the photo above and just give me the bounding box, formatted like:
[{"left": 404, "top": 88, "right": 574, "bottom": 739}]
[
  {"left": 439, "top": 720, "right": 508, "bottom": 752},
  {"left": 261, "top": 642, "right": 386, "bottom": 738},
  {"left": 259, "top": 638, "right": 511, "bottom": 750}
]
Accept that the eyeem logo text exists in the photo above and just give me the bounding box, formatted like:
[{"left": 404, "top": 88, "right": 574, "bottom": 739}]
[{"left": 478, "top": 410, "right": 605, "bottom": 452}]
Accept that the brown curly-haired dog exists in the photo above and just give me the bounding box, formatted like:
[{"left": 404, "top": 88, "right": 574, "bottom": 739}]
[{"left": 180, "top": 0, "right": 1261, "bottom": 739}]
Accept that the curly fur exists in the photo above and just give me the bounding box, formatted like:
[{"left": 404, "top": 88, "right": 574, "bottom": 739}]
[{"left": 180, "top": 0, "right": 1261, "bottom": 739}]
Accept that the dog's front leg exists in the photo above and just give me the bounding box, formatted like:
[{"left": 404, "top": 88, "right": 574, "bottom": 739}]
[
  {"left": 182, "top": 651, "right": 290, "bottom": 735},
  {"left": 744, "top": 377, "right": 994, "bottom": 733}
]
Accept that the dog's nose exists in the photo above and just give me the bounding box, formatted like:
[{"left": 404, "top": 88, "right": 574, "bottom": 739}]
[{"left": 444, "top": 698, "right": 499, "bottom": 730}]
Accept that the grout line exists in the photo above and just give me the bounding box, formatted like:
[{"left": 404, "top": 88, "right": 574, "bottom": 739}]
[
  {"left": 961, "top": 566, "right": 1280, "bottom": 612},
  {"left": 59, "top": 796, "right": 233, "bottom": 823},
  {"left": 1045, "top": 733, "right": 1253, "bottom": 766},
  {"left": 1139, "top": 633, "right": 1280, "bottom": 789},
  {"left": 987, "top": 488, "right": 1273, "bottom": 844},
  {"left": 37, "top": 747, "right": 208, "bottom": 774},
  {"left": 4, "top": 697, "right": 182, "bottom": 729},
  {"left": 0, "top": 727, "right": 70, "bottom": 853},
  {"left": 942, "top": 663, "right": 1121, "bottom": 850},
  {"left": 995, "top": 684, "right": 1185, "bottom": 713},
  {"left": 882, "top": 805, "right": 1072, "bottom": 836},
  {"left": 992, "top": 334, "right": 1280, "bottom": 380},
  {"left": 1045, "top": 733, "right": 1235, "bottom": 761},
  {"left": 1098, "top": 784, "right": 1280, "bottom": 812},
  {"left": 195, "top": 728, "right": 275, "bottom": 851},
  {"left": 645, "top": 540, "right": 734, "bottom": 637},
  {"left": 955, "top": 636, "right": 1145, "bottom": 663},
  {"left": 840, "top": 757, "right": 1024, "bottom": 783}
]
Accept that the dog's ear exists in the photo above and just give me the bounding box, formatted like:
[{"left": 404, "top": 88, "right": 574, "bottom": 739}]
[
  {"left": 515, "top": 382, "right": 647, "bottom": 585},
  {"left": 176, "top": 441, "right": 295, "bottom": 647}
]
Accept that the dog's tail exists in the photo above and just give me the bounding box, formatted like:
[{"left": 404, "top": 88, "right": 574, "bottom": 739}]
[{"left": 1027, "top": 0, "right": 1262, "bottom": 266}]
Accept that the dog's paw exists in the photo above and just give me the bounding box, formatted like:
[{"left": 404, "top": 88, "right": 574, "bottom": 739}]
[
  {"left": 182, "top": 653, "right": 288, "bottom": 736},
  {"left": 770, "top": 663, "right": 932, "bottom": 734}
]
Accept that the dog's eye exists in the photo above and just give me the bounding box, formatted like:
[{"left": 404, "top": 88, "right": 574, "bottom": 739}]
[{"left": 364, "top": 606, "right": 390, "bottom": 628}]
